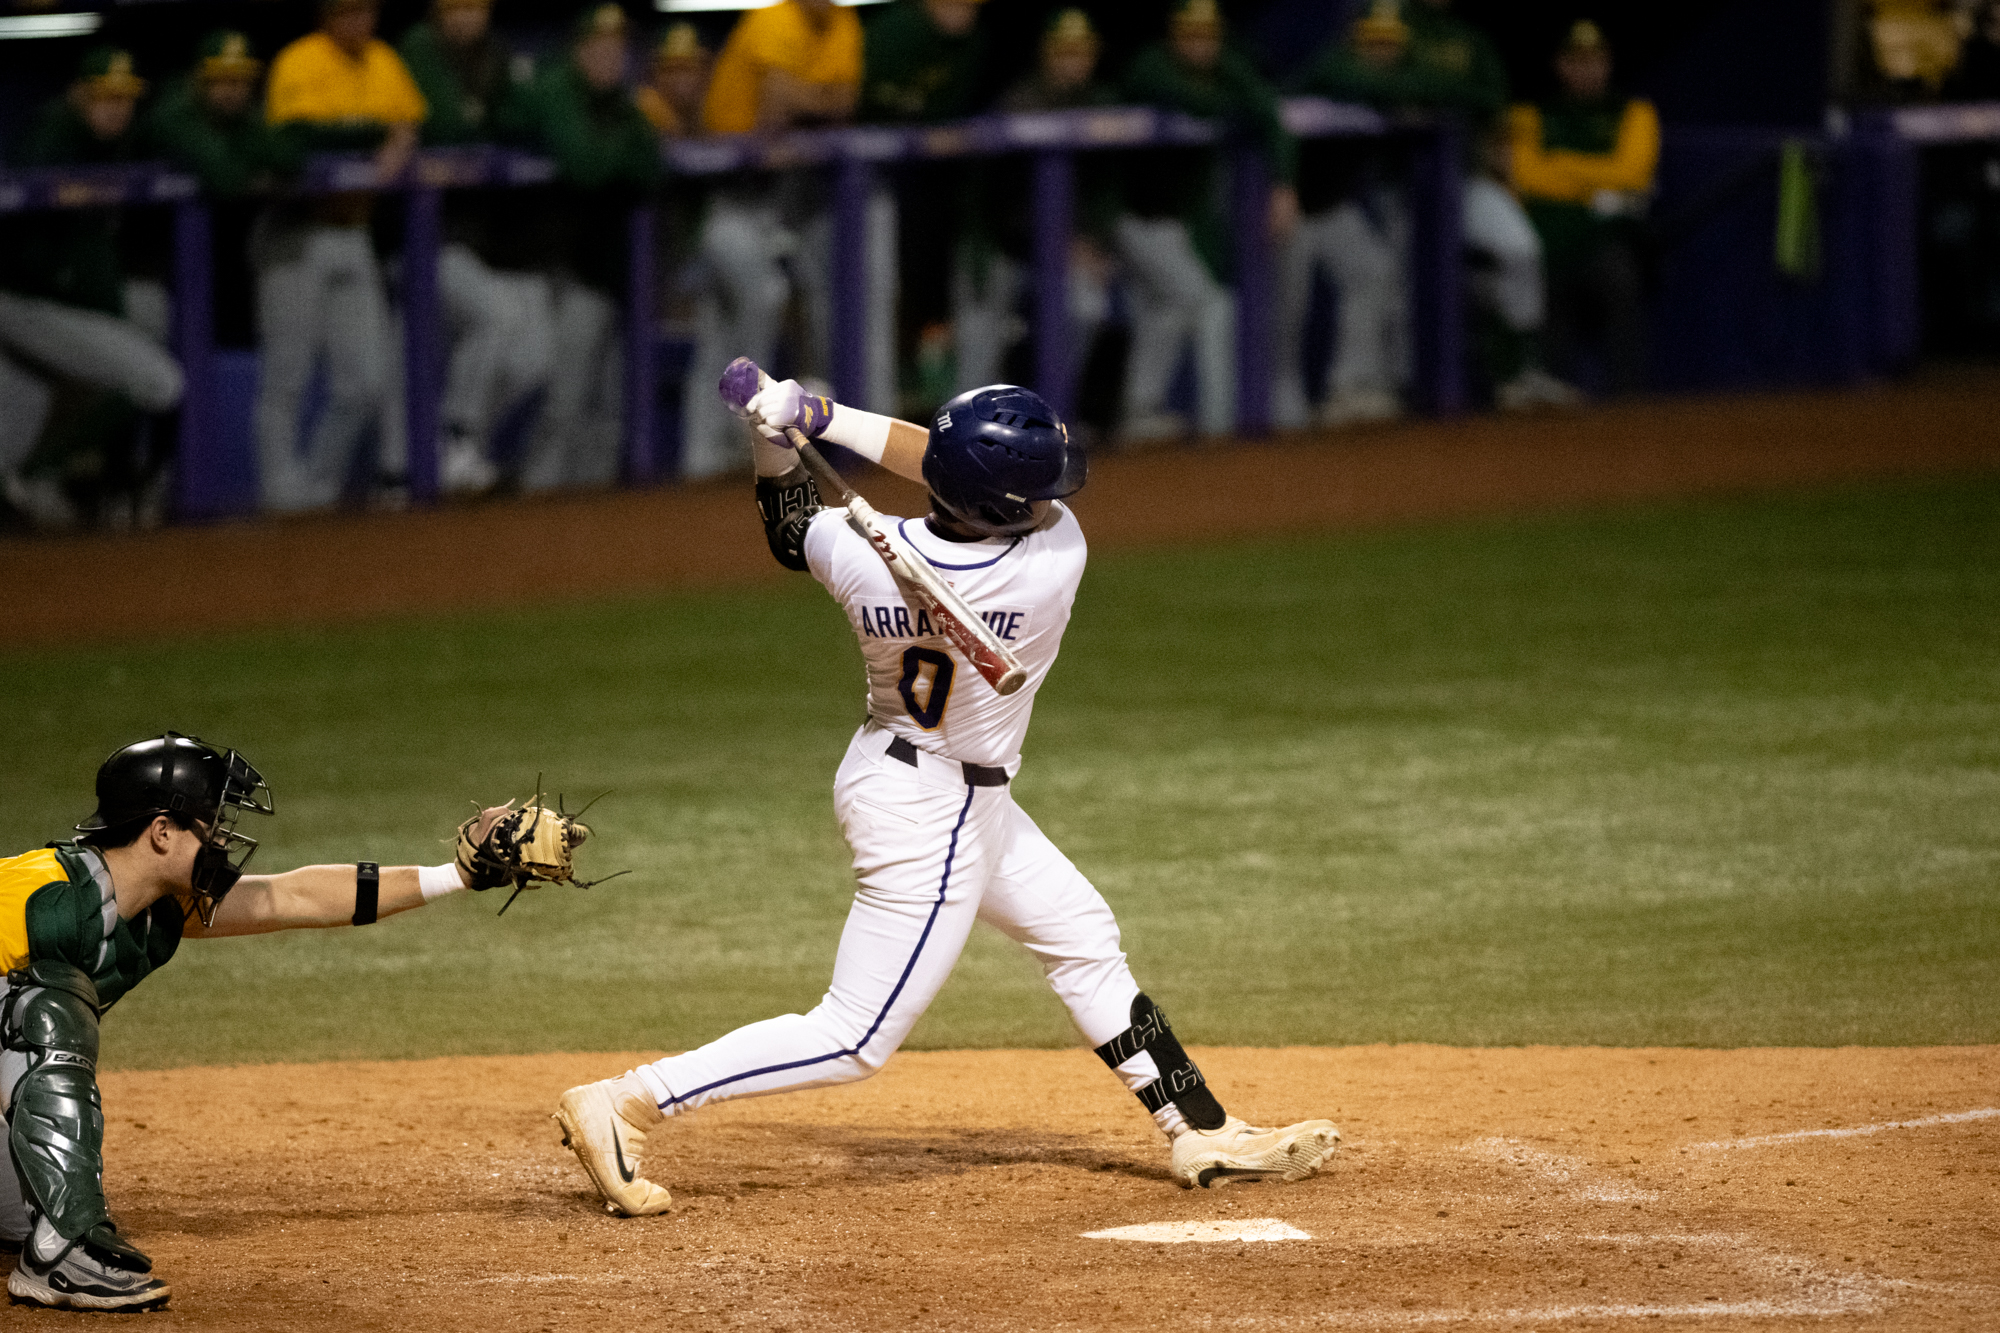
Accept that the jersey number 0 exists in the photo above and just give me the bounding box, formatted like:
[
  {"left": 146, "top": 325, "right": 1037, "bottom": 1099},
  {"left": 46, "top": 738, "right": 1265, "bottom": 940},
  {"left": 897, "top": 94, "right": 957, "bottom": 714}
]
[{"left": 897, "top": 647, "right": 955, "bottom": 729}]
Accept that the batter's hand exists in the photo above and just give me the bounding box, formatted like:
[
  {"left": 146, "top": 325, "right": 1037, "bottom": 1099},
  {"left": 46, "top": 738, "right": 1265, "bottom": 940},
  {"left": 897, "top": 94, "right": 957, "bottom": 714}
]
[{"left": 719, "top": 357, "right": 832, "bottom": 443}]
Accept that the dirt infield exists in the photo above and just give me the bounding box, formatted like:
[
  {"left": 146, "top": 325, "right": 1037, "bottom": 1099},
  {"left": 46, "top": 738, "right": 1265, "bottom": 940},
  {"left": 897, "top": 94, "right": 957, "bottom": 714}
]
[
  {"left": 3, "top": 368, "right": 1998, "bottom": 648},
  {"left": 10, "top": 1046, "right": 1986, "bottom": 1329}
]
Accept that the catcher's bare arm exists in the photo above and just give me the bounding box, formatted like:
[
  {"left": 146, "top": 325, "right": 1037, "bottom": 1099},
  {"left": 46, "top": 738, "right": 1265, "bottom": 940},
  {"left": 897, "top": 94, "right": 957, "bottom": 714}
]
[
  {"left": 180, "top": 803, "right": 512, "bottom": 937},
  {"left": 185, "top": 865, "right": 435, "bottom": 936}
]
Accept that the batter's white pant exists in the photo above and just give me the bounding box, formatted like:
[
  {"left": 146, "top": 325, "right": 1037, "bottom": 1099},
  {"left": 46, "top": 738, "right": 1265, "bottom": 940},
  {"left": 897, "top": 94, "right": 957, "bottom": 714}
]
[
  {"left": 439, "top": 244, "right": 552, "bottom": 452},
  {"left": 1272, "top": 198, "right": 1410, "bottom": 427},
  {"left": 253, "top": 222, "right": 395, "bottom": 513},
  {"left": 1113, "top": 215, "right": 1235, "bottom": 436},
  {"left": 519, "top": 278, "right": 621, "bottom": 492},
  {"left": 633, "top": 724, "right": 1179, "bottom": 1134},
  {"left": 1462, "top": 175, "right": 1546, "bottom": 333},
  {"left": 680, "top": 196, "right": 794, "bottom": 480},
  {"left": 950, "top": 249, "right": 1110, "bottom": 395}
]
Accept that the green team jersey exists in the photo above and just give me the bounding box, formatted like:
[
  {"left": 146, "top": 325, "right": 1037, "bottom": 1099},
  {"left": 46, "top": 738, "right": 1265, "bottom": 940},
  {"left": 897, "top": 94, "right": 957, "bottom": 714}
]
[
  {"left": 1296, "top": 5, "right": 1508, "bottom": 120},
  {"left": 0, "top": 99, "right": 147, "bottom": 314},
  {"left": 1518, "top": 94, "right": 1644, "bottom": 275},
  {"left": 146, "top": 75, "right": 300, "bottom": 197},
  {"left": 0, "top": 844, "right": 185, "bottom": 1010},
  {"left": 860, "top": 0, "right": 987, "bottom": 123},
  {"left": 398, "top": 21, "right": 533, "bottom": 147},
  {"left": 517, "top": 58, "right": 661, "bottom": 291},
  {"left": 1120, "top": 41, "right": 1295, "bottom": 283}
]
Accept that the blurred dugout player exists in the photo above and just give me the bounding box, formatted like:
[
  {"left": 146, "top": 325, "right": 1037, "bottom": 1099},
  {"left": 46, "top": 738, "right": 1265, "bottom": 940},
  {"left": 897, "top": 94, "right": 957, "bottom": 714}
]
[
  {"left": 680, "top": 0, "right": 860, "bottom": 480},
  {"left": 259, "top": 0, "right": 426, "bottom": 512},
  {"left": 952, "top": 9, "right": 1116, "bottom": 395},
  {"left": 1289, "top": 0, "right": 1575, "bottom": 415},
  {"left": 1507, "top": 22, "right": 1657, "bottom": 396},
  {"left": 149, "top": 33, "right": 301, "bottom": 360},
  {"left": 515, "top": 3, "right": 661, "bottom": 491},
  {"left": 635, "top": 21, "right": 710, "bottom": 136},
  {"left": 400, "top": 0, "right": 543, "bottom": 495},
  {"left": 860, "top": 0, "right": 987, "bottom": 416},
  {"left": 1118, "top": 0, "right": 1296, "bottom": 440},
  {"left": 0, "top": 48, "right": 182, "bottom": 530},
  {"left": 1277, "top": 3, "right": 1418, "bottom": 428}
]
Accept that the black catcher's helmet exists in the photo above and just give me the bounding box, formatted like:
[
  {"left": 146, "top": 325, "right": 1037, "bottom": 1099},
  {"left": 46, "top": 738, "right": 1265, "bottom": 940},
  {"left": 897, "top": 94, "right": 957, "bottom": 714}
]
[
  {"left": 77, "top": 732, "right": 274, "bottom": 924},
  {"left": 922, "top": 385, "right": 1086, "bottom": 537}
]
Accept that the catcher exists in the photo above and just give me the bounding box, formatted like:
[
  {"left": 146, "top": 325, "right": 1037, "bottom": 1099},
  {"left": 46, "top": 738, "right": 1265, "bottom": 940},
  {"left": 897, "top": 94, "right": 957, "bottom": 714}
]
[{"left": 0, "top": 732, "right": 590, "bottom": 1312}]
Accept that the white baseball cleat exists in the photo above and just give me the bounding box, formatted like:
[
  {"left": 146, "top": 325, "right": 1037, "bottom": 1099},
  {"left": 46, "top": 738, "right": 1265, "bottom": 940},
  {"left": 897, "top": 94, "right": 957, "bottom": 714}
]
[
  {"left": 552, "top": 1073, "right": 673, "bottom": 1216},
  {"left": 1170, "top": 1116, "right": 1342, "bottom": 1189}
]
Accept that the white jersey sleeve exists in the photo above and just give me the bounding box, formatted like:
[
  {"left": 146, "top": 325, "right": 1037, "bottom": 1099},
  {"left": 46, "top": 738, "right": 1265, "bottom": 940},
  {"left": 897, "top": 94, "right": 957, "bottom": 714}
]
[{"left": 802, "top": 503, "right": 1087, "bottom": 771}]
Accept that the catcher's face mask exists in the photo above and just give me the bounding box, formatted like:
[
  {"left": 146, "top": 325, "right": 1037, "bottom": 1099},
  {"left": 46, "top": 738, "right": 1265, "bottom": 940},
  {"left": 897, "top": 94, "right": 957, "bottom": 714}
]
[{"left": 188, "top": 749, "right": 274, "bottom": 927}]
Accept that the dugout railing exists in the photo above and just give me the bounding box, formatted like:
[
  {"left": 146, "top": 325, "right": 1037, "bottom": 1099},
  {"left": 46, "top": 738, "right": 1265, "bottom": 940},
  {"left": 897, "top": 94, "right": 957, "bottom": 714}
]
[
  {"left": 1, "top": 101, "right": 1460, "bottom": 521},
  {"left": 6, "top": 100, "right": 1988, "bottom": 523}
]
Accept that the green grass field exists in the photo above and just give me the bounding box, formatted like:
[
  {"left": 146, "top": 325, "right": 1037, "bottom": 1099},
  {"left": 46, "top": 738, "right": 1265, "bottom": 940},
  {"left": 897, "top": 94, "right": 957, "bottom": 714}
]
[{"left": 4, "top": 476, "right": 1996, "bottom": 1070}]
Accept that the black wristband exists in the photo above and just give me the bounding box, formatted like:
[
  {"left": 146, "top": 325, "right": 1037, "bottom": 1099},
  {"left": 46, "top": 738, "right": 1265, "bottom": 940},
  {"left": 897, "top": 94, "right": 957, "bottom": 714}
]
[{"left": 353, "top": 862, "right": 379, "bottom": 926}]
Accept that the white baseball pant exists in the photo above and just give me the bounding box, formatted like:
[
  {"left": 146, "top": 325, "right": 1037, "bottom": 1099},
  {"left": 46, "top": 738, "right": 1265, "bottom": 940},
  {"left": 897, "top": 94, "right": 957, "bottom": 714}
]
[
  {"left": 950, "top": 249, "right": 1110, "bottom": 395},
  {"left": 680, "top": 194, "right": 794, "bottom": 480},
  {"left": 1113, "top": 215, "right": 1235, "bottom": 437},
  {"left": 0, "top": 290, "right": 183, "bottom": 420},
  {"left": 1272, "top": 195, "right": 1411, "bottom": 427},
  {"left": 518, "top": 278, "right": 621, "bottom": 492},
  {"left": 253, "top": 222, "right": 395, "bottom": 513},
  {"left": 439, "top": 243, "right": 552, "bottom": 452},
  {"left": 632, "top": 724, "right": 1178, "bottom": 1133},
  {"left": 1462, "top": 175, "right": 1546, "bottom": 333}
]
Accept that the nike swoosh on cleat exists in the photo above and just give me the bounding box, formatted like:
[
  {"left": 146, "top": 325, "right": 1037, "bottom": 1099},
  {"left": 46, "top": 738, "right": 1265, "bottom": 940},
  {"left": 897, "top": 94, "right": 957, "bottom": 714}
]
[{"left": 611, "top": 1121, "right": 636, "bottom": 1183}]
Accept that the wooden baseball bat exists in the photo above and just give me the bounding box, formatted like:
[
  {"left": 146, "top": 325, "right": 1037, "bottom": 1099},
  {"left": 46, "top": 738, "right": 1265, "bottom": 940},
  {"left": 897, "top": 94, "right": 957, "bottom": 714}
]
[{"left": 779, "top": 424, "right": 1028, "bottom": 697}]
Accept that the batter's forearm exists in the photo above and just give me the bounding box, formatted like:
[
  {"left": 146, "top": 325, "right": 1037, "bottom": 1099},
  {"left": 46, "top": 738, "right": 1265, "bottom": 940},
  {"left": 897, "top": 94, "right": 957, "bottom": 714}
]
[{"left": 819, "top": 405, "right": 928, "bottom": 484}]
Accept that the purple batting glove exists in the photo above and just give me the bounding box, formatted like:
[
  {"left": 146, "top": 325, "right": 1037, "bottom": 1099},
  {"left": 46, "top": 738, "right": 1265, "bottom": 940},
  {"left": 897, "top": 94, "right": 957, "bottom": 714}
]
[
  {"left": 721, "top": 359, "right": 836, "bottom": 444},
  {"left": 719, "top": 356, "right": 764, "bottom": 419}
]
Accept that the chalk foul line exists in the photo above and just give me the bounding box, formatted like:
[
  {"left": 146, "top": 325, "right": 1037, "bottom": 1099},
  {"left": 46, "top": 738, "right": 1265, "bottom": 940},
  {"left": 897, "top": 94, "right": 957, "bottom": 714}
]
[{"left": 1688, "top": 1106, "right": 2000, "bottom": 1151}]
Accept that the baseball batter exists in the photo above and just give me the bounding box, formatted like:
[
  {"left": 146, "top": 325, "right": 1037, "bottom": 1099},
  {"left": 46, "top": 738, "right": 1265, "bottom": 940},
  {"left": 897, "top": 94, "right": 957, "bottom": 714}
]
[{"left": 553, "top": 360, "right": 1339, "bottom": 1214}]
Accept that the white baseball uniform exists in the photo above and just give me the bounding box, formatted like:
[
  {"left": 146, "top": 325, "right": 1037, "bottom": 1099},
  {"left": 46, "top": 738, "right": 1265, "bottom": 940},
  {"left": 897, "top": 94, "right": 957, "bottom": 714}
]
[{"left": 629, "top": 501, "right": 1182, "bottom": 1134}]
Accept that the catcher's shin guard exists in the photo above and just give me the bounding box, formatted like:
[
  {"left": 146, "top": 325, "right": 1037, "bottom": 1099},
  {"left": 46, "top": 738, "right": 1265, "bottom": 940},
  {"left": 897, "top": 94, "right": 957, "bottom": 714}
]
[
  {"left": 0, "top": 962, "right": 131, "bottom": 1251},
  {"left": 1093, "top": 993, "right": 1227, "bottom": 1132}
]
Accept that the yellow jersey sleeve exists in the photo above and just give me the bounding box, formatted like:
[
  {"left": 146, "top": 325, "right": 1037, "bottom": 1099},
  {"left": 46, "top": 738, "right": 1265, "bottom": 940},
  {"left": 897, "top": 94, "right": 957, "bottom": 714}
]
[
  {"left": 267, "top": 33, "right": 428, "bottom": 126},
  {"left": 1508, "top": 100, "right": 1660, "bottom": 204},
  {"left": 702, "top": 1, "right": 862, "bottom": 135},
  {"left": 0, "top": 848, "right": 67, "bottom": 974}
]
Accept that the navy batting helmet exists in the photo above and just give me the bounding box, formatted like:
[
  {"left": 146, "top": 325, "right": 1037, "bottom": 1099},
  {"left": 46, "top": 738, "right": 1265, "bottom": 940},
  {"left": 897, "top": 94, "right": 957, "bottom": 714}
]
[{"left": 922, "top": 386, "right": 1085, "bottom": 537}]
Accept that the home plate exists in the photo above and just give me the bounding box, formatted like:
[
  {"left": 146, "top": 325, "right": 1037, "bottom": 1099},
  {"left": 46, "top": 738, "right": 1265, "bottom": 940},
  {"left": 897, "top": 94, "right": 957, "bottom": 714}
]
[{"left": 1082, "top": 1219, "right": 1313, "bottom": 1244}]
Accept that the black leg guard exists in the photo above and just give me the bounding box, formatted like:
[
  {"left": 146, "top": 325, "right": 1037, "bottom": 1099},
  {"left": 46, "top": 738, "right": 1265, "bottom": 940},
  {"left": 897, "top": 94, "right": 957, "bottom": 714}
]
[
  {"left": 1093, "top": 993, "right": 1228, "bottom": 1131},
  {"left": 1, "top": 961, "right": 126, "bottom": 1255}
]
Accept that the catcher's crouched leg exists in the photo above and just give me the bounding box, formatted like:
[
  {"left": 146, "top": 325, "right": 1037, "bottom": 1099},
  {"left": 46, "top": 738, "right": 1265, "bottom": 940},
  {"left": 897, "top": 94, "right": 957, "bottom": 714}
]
[
  {"left": 2, "top": 961, "right": 170, "bottom": 1310},
  {"left": 552, "top": 1074, "right": 672, "bottom": 1217}
]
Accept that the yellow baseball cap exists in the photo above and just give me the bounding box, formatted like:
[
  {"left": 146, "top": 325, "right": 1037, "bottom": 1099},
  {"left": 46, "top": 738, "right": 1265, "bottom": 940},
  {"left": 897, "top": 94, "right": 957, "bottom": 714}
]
[
  {"left": 1354, "top": 0, "right": 1409, "bottom": 44},
  {"left": 76, "top": 47, "right": 146, "bottom": 99},
  {"left": 653, "top": 21, "right": 705, "bottom": 68},
  {"left": 1170, "top": 0, "right": 1222, "bottom": 36},
  {"left": 1044, "top": 8, "right": 1099, "bottom": 52}
]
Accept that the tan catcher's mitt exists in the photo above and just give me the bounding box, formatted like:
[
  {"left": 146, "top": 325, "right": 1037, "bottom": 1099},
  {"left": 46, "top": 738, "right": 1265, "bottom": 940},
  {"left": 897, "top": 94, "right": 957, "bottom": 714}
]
[{"left": 457, "top": 792, "right": 622, "bottom": 914}]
